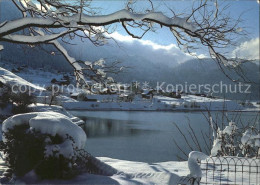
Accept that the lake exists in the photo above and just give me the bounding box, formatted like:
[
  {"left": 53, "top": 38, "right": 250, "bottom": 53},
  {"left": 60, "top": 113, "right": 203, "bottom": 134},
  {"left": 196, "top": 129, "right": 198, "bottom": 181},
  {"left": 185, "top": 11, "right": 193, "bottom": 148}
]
[{"left": 70, "top": 111, "right": 258, "bottom": 163}]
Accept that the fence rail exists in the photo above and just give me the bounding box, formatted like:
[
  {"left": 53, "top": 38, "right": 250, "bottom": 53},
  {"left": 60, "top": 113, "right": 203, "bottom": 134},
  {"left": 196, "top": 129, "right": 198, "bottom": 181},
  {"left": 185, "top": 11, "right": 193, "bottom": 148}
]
[{"left": 199, "top": 156, "right": 259, "bottom": 185}]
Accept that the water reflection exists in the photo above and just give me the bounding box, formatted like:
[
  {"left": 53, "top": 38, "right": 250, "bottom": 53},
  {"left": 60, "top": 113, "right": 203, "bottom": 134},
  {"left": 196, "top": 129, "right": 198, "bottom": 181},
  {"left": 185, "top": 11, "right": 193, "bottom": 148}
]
[
  {"left": 71, "top": 111, "right": 258, "bottom": 163},
  {"left": 80, "top": 117, "right": 152, "bottom": 138}
]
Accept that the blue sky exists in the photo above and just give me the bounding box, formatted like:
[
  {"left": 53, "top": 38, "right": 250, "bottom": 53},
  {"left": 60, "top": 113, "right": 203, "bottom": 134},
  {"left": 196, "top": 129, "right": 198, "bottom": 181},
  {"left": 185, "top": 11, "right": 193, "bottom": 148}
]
[
  {"left": 91, "top": 0, "right": 259, "bottom": 45},
  {"left": 88, "top": 0, "right": 259, "bottom": 61}
]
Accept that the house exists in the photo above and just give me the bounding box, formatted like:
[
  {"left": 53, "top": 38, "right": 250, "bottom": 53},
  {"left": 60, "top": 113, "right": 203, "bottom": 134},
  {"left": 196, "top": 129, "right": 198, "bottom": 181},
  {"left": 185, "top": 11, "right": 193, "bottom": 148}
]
[
  {"left": 99, "top": 87, "right": 117, "bottom": 95},
  {"left": 141, "top": 89, "right": 154, "bottom": 99},
  {"left": 195, "top": 93, "right": 207, "bottom": 97},
  {"left": 169, "top": 91, "right": 181, "bottom": 99},
  {"left": 70, "top": 92, "right": 79, "bottom": 100},
  {"left": 71, "top": 92, "right": 98, "bottom": 102},
  {"left": 154, "top": 86, "right": 164, "bottom": 95},
  {"left": 51, "top": 78, "right": 70, "bottom": 85},
  {"left": 118, "top": 94, "right": 132, "bottom": 102}
]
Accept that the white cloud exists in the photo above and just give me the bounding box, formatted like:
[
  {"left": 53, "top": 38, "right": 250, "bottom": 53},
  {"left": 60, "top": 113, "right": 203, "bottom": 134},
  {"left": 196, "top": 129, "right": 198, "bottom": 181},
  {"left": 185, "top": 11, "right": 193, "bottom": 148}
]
[
  {"left": 110, "top": 32, "right": 178, "bottom": 50},
  {"left": 110, "top": 32, "right": 136, "bottom": 43},
  {"left": 195, "top": 53, "right": 208, "bottom": 59},
  {"left": 232, "top": 38, "right": 259, "bottom": 60},
  {"left": 109, "top": 31, "right": 208, "bottom": 63},
  {"left": 140, "top": 40, "right": 178, "bottom": 50}
]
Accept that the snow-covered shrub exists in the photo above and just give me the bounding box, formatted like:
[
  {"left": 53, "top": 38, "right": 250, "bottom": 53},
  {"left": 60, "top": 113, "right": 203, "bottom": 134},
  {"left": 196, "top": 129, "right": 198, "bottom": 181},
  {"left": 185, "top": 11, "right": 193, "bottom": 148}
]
[
  {"left": 240, "top": 128, "right": 260, "bottom": 157},
  {"left": 211, "top": 121, "right": 259, "bottom": 158},
  {"left": 0, "top": 112, "right": 87, "bottom": 179},
  {"left": 174, "top": 112, "right": 259, "bottom": 159},
  {"left": 45, "top": 85, "right": 61, "bottom": 106},
  {"left": 0, "top": 83, "right": 11, "bottom": 108},
  {"left": 10, "top": 91, "right": 35, "bottom": 113},
  {"left": 211, "top": 121, "right": 240, "bottom": 156},
  {"left": 0, "top": 83, "right": 35, "bottom": 113}
]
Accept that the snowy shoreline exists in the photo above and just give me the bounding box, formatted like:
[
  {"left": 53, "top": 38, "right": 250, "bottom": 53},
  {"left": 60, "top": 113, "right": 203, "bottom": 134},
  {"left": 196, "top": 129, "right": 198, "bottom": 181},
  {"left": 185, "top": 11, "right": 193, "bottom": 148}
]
[
  {"left": 67, "top": 108, "right": 259, "bottom": 112},
  {"left": 1, "top": 66, "right": 259, "bottom": 113}
]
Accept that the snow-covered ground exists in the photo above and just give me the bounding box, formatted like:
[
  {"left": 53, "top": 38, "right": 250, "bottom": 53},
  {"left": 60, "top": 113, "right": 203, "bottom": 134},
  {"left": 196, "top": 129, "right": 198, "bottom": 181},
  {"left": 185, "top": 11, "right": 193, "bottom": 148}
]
[
  {"left": 0, "top": 67, "right": 45, "bottom": 91},
  {"left": 62, "top": 95, "right": 252, "bottom": 111},
  {"left": 199, "top": 157, "right": 260, "bottom": 185},
  {"left": 0, "top": 156, "right": 189, "bottom": 184},
  {"left": 1, "top": 66, "right": 259, "bottom": 112},
  {"left": 0, "top": 62, "right": 64, "bottom": 88},
  {"left": 0, "top": 155, "right": 258, "bottom": 184}
]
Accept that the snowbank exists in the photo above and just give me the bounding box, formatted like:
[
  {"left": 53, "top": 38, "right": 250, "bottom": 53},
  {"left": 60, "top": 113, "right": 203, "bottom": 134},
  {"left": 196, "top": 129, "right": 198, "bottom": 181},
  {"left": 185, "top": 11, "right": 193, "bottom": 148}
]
[
  {"left": 2, "top": 112, "right": 87, "bottom": 158},
  {"left": 0, "top": 157, "right": 190, "bottom": 185},
  {"left": 28, "top": 103, "right": 85, "bottom": 125},
  {"left": 0, "top": 67, "right": 45, "bottom": 91}
]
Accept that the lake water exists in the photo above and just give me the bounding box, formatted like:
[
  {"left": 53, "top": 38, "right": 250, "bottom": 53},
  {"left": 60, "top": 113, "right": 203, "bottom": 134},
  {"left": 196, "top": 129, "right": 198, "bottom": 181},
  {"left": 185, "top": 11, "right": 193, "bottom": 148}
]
[{"left": 70, "top": 111, "right": 258, "bottom": 163}]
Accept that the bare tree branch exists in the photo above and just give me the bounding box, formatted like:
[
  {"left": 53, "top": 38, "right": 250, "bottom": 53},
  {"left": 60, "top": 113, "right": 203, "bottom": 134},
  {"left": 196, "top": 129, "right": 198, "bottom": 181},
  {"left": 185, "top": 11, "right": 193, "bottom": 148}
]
[{"left": 0, "top": 0, "right": 251, "bottom": 84}]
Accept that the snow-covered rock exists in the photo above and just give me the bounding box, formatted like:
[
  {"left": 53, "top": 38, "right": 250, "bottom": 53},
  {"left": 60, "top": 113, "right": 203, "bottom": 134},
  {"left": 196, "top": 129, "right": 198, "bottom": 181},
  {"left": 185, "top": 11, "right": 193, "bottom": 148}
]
[{"left": 2, "top": 112, "right": 87, "bottom": 158}]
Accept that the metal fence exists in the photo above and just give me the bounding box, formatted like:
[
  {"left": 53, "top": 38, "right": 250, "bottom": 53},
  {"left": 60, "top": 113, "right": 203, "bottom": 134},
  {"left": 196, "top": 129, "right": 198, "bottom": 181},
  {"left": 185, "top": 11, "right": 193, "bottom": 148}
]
[{"left": 199, "top": 156, "right": 259, "bottom": 185}]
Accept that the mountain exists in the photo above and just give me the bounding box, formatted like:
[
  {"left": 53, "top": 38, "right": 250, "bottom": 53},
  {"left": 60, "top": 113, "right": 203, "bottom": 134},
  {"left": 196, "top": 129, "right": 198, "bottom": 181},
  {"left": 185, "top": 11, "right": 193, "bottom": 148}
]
[
  {"left": 0, "top": 0, "right": 73, "bottom": 71},
  {"left": 168, "top": 59, "right": 259, "bottom": 100},
  {"left": 0, "top": 0, "right": 259, "bottom": 100}
]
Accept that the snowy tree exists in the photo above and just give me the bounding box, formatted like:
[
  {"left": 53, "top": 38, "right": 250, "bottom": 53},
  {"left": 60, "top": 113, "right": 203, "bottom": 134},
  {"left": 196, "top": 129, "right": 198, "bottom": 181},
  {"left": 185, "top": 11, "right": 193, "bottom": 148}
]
[
  {"left": 0, "top": 0, "right": 248, "bottom": 84},
  {"left": 211, "top": 120, "right": 260, "bottom": 158}
]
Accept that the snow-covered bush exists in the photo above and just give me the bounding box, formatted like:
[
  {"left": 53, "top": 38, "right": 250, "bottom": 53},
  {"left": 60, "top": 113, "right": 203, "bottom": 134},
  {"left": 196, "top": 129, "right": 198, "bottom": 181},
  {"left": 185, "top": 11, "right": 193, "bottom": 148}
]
[
  {"left": 240, "top": 128, "right": 260, "bottom": 157},
  {"left": 211, "top": 121, "right": 240, "bottom": 156},
  {"left": 211, "top": 120, "right": 259, "bottom": 158},
  {"left": 0, "top": 83, "right": 35, "bottom": 113},
  {"left": 173, "top": 112, "right": 259, "bottom": 160},
  {"left": 45, "top": 85, "right": 61, "bottom": 106},
  {"left": 0, "top": 112, "right": 87, "bottom": 179},
  {"left": 10, "top": 91, "right": 35, "bottom": 114},
  {"left": 0, "top": 83, "right": 11, "bottom": 108}
]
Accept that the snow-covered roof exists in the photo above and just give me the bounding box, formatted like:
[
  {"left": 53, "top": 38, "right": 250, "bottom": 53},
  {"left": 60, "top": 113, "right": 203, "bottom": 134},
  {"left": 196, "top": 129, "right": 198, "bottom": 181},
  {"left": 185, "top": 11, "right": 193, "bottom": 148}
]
[
  {"left": 119, "top": 94, "right": 129, "bottom": 97},
  {"left": 142, "top": 89, "right": 153, "bottom": 95},
  {"left": 71, "top": 92, "right": 80, "bottom": 97}
]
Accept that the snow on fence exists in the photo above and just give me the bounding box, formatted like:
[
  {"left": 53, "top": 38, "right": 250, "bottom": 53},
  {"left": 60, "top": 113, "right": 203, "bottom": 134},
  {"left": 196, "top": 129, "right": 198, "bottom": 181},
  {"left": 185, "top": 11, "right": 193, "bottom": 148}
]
[{"left": 199, "top": 156, "right": 259, "bottom": 185}]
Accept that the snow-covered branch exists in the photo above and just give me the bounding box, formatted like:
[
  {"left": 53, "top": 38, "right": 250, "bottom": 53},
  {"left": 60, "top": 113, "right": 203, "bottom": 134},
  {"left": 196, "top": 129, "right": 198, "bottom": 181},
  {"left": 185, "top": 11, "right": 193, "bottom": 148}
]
[
  {"left": 49, "top": 39, "right": 87, "bottom": 86},
  {"left": 49, "top": 40, "right": 120, "bottom": 86},
  {"left": 1, "top": 29, "right": 77, "bottom": 44},
  {"left": 0, "top": 17, "right": 56, "bottom": 37},
  {"left": 0, "top": 0, "right": 249, "bottom": 84},
  {"left": 0, "top": 10, "right": 195, "bottom": 37}
]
